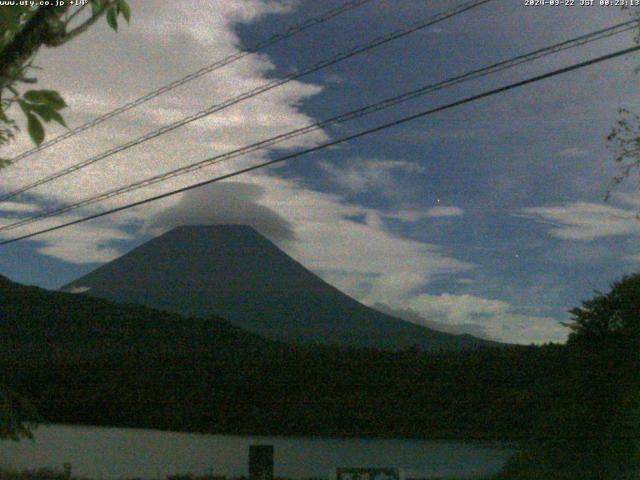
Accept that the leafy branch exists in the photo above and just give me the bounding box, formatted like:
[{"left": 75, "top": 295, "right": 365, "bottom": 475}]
[
  {"left": 605, "top": 108, "right": 640, "bottom": 203},
  {"left": 0, "top": 0, "right": 130, "bottom": 160},
  {"left": 605, "top": 6, "right": 640, "bottom": 205}
]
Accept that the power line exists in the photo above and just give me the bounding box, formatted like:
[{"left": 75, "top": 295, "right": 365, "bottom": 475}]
[
  {"left": 5, "top": 0, "right": 375, "bottom": 165},
  {"left": 0, "top": 0, "right": 494, "bottom": 203},
  {"left": 0, "top": 19, "right": 636, "bottom": 234},
  {"left": 1, "top": 43, "right": 638, "bottom": 247}
]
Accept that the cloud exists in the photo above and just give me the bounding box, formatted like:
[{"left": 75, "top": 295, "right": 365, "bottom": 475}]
[
  {"left": 323, "top": 73, "right": 345, "bottom": 85},
  {"left": 0, "top": 202, "right": 41, "bottom": 213},
  {"left": 373, "top": 303, "right": 492, "bottom": 340},
  {"left": 374, "top": 293, "right": 567, "bottom": 344},
  {"left": 613, "top": 192, "right": 640, "bottom": 210},
  {"left": 319, "top": 158, "right": 425, "bottom": 195},
  {"left": 235, "top": 173, "right": 473, "bottom": 298},
  {"left": 425, "top": 206, "right": 464, "bottom": 217},
  {"left": 12, "top": 215, "right": 136, "bottom": 264},
  {"left": 66, "top": 286, "right": 91, "bottom": 294},
  {"left": 521, "top": 201, "right": 640, "bottom": 241},
  {"left": 145, "top": 181, "right": 296, "bottom": 243}
]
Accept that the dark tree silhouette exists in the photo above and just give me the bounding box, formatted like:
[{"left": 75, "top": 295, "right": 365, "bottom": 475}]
[
  {"left": 566, "top": 273, "right": 640, "bottom": 343},
  {"left": 501, "top": 273, "right": 640, "bottom": 480}
]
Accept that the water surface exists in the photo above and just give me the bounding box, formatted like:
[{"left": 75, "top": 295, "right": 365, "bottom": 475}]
[{"left": 0, "top": 425, "right": 514, "bottom": 479}]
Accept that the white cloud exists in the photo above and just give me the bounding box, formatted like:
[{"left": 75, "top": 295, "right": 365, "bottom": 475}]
[
  {"left": 319, "top": 158, "right": 425, "bottom": 195},
  {"left": 613, "top": 192, "right": 640, "bottom": 210},
  {"left": 373, "top": 292, "right": 567, "bottom": 344},
  {"left": 145, "top": 181, "right": 296, "bottom": 243},
  {"left": 425, "top": 206, "right": 464, "bottom": 217},
  {"left": 373, "top": 303, "right": 492, "bottom": 340},
  {"left": 163, "top": 174, "right": 473, "bottom": 297},
  {"left": 16, "top": 215, "right": 135, "bottom": 264},
  {"left": 522, "top": 201, "right": 640, "bottom": 241},
  {"left": 66, "top": 286, "right": 91, "bottom": 294},
  {"left": 0, "top": 202, "right": 41, "bottom": 213},
  {"left": 323, "top": 73, "right": 345, "bottom": 85}
]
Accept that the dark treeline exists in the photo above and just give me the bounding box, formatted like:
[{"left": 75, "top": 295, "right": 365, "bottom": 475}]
[
  {"left": 0, "top": 272, "right": 565, "bottom": 440},
  {"left": 2, "top": 344, "right": 566, "bottom": 440}
]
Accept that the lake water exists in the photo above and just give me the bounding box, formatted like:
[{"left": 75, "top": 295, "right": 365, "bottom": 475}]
[{"left": 0, "top": 425, "right": 515, "bottom": 479}]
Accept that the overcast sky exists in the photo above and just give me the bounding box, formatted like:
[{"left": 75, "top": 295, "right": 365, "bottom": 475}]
[{"left": 1, "top": 0, "right": 639, "bottom": 344}]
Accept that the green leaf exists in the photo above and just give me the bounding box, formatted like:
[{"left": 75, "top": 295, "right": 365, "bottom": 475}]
[
  {"left": 91, "top": 0, "right": 103, "bottom": 16},
  {"left": 28, "top": 104, "right": 67, "bottom": 127},
  {"left": 28, "top": 104, "right": 53, "bottom": 121},
  {"left": 17, "top": 100, "right": 30, "bottom": 115},
  {"left": 0, "top": 6, "right": 21, "bottom": 31},
  {"left": 118, "top": 0, "right": 131, "bottom": 23},
  {"left": 23, "top": 90, "right": 66, "bottom": 110},
  {"left": 26, "top": 113, "right": 44, "bottom": 146},
  {"left": 106, "top": 6, "right": 118, "bottom": 31},
  {"left": 47, "top": 110, "right": 67, "bottom": 128}
]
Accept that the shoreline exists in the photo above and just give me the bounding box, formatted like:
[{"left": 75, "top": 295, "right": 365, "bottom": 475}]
[{"left": 23, "top": 422, "right": 522, "bottom": 449}]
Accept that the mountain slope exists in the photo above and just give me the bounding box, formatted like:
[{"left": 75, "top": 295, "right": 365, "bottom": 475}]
[{"left": 63, "top": 225, "right": 497, "bottom": 351}]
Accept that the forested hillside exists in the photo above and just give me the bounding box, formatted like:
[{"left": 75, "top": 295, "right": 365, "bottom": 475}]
[
  {"left": 4, "top": 345, "right": 568, "bottom": 440},
  {"left": 0, "top": 274, "right": 565, "bottom": 440}
]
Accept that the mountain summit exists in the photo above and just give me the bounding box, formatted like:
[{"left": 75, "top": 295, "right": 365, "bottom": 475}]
[{"left": 63, "top": 225, "right": 495, "bottom": 351}]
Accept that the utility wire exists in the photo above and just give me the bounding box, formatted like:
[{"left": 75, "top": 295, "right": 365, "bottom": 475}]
[
  {"left": 0, "top": 19, "right": 636, "bottom": 234},
  {"left": 0, "top": 0, "right": 494, "bottom": 203},
  {"left": 1, "top": 43, "right": 638, "bottom": 247},
  {"left": 5, "top": 0, "right": 375, "bottom": 165}
]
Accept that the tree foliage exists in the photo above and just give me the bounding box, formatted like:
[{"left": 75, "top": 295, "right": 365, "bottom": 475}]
[
  {"left": 566, "top": 272, "right": 640, "bottom": 344},
  {"left": 607, "top": 108, "right": 640, "bottom": 203},
  {"left": 0, "top": 0, "right": 130, "bottom": 157},
  {"left": 606, "top": 8, "right": 640, "bottom": 201},
  {"left": 501, "top": 273, "right": 640, "bottom": 479}
]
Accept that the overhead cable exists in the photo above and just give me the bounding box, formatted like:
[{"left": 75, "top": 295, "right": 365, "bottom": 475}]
[
  {"left": 5, "top": 0, "right": 375, "bottom": 165},
  {"left": 1, "top": 43, "right": 637, "bottom": 246},
  {"left": 0, "top": 19, "right": 636, "bottom": 233},
  {"left": 0, "top": 0, "right": 494, "bottom": 202}
]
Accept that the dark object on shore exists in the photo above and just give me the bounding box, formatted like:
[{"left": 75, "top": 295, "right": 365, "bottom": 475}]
[{"left": 249, "top": 445, "right": 274, "bottom": 480}]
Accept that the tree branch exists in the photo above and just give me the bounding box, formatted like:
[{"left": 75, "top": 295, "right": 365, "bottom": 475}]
[
  {"left": 48, "top": 2, "right": 114, "bottom": 47},
  {"left": 64, "top": 3, "right": 89, "bottom": 26},
  {"left": 0, "top": 6, "right": 68, "bottom": 89}
]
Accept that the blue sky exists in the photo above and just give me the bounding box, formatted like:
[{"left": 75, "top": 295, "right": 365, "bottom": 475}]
[{"left": 0, "top": 0, "right": 639, "bottom": 343}]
